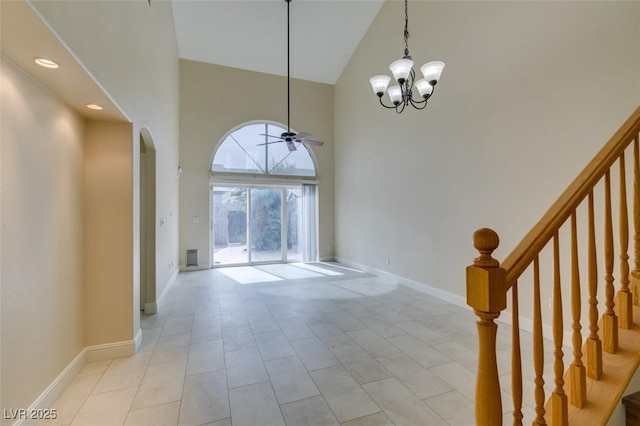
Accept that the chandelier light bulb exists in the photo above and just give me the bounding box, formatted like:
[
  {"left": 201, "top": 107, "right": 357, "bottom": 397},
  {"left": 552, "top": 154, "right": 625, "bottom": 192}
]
[
  {"left": 369, "top": 75, "right": 391, "bottom": 96},
  {"left": 414, "top": 79, "right": 434, "bottom": 98},
  {"left": 420, "top": 61, "right": 445, "bottom": 85},
  {"left": 389, "top": 58, "right": 413, "bottom": 84},
  {"left": 387, "top": 85, "right": 403, "bottom": 105}
]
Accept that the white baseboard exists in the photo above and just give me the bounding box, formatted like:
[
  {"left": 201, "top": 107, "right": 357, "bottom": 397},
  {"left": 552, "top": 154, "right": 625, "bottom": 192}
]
[
  {"left": 134, "top": 328, "right": 143, "bottom": 352},
  {"left": 331, "top": 258, "right": 572, "bottom": 359},
  {"left": 13, "top": 336, "right": 138, "bottom": 425},
  {"left": 332, "top": 257, "right": 564, "bottom": 339},
  {"left": 319, "top": 255, "right": 335, "bottom": 262},
  {"left": 86, "top": 339, "right": 136, "bottom": 362},
  {"left": 179, "top": 264, "right": 209, "bottom": 272},
  {"left": 144, "top": 267, "right": 180, "bottom": 314},
  {"left": 143, "top": 301, "right": 157, "bottom": 314},
  {"left": 12, "top": 269, "right": 179, "bottom": 425},
  {"left": 14, "top": 350, "right": 88, "bottom": 426},
  {"left": 335, "top": 256, "right": 468, "bottom": 309},
  {"left": 156, "top": 267, "right": 179, "bottom": 312}
]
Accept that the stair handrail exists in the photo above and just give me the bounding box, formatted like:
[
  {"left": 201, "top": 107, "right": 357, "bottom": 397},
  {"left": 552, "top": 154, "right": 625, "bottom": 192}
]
[
  {"left": 467, "top": 106, "right": 640, "bottom": 425},
  {"left": 502, "top": 106, "right": 640, "bottom": 288}
]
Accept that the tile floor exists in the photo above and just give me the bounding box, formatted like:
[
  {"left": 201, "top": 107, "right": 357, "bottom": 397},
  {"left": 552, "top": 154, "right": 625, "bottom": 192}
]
[{"left": 41, "top": 262, "right": 548, "bottom": 426}]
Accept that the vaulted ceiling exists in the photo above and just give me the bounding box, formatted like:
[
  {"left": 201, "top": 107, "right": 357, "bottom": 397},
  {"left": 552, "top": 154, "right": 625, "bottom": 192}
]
[{"left": 171, "top": 0, "right": 384, "bottom": 84}]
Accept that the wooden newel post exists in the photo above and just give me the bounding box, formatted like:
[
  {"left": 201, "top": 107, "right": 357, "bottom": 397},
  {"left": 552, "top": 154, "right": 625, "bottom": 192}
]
[{"left": 467, "top": 228, "right": 507, "bottom": 426}]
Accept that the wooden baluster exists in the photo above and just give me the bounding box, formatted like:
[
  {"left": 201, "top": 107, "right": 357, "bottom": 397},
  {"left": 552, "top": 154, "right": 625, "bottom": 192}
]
[
  {"left": 587, "top": 190, "right": 603, "bottom": 380},
  {"left": 603, "top": 170, "right": 619, "bottom": 353},
  {"left": 511, "top": 281, "right": 523, "bottom": 426},
  {"left": 532, "top": 256, "right": 547, "bottom": 425},
  {"left": 466, "top": 228, "right": 507, "bottom": 426},
  {"left": 633, "top": 137, "right": 640, "bottom": 305},
  {"left": 570, "top": 211, "right": 586, "bottom": 407},
  {"left": 552, "top": 232, "right": 568, "bottom": 425},
  {"left": 618, "top": 151, "right": 633, "bottom": 328}
]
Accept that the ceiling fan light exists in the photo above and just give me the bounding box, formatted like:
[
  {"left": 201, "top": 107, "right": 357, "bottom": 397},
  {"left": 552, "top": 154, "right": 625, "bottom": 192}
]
[
  {"left": 420, "top": 61, "right": 445, "bottom": 85},
  {"left": 415, "top": 78, "right": 433, "bottom": 98},
  {"left": 369, "top": 75, "right": 391, "bottom": 97},
  {"left": 389, "top": 58, "right": 413, "bottom": 84},
  {"left": 387, "top": 85, "right": 403, "bottom": 105}
]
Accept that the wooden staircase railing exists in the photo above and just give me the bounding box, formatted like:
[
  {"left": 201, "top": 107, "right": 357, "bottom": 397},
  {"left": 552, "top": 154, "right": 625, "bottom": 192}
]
[{"left": 467, "top": 106, "right": 640, "bottom": 425}]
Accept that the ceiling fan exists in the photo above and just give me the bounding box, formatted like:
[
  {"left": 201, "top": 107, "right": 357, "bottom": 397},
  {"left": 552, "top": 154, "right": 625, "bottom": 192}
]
[{"left": 258, "top": 0, "right": 324, "bottom": 152}]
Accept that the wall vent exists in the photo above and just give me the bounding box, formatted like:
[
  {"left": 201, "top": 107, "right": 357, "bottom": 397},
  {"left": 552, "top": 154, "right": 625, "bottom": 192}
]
[{"left": 186, "top": 249, "right": 199, "bottom": 267}]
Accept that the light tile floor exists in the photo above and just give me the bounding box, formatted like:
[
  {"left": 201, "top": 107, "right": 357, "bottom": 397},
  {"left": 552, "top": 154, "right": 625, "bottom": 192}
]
[{"left": 41, "top": 262, "right": 549, "bottom": 426}]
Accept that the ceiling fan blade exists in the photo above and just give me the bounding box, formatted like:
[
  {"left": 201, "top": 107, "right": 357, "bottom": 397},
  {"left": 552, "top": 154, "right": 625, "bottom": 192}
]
[
  {"left": 257, "top": 140, "right": 285, "bottom": 146},
  {"left": 293, "top": 132, "right": 310, "bottom": 141},
  {"left": 302, "top": 139, "right": 324, "bottom": 147},
  {"left": 259, "top": 133, "right": 284, "bottom": 139}
]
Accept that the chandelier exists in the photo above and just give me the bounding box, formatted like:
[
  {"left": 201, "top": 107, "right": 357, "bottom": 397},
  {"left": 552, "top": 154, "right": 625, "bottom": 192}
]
[{"left": 369, "top": 0, "right": 444, "bottom": 113}]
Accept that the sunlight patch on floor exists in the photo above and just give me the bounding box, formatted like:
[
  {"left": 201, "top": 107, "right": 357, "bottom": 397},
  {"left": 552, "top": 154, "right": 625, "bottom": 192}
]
[
  {"left": 218, "top": 266, "right": 283, "bottom": 284},
  {"left": 257, "top": 264, "right": 322, "bottom": 280},
  {"left": 218, "top": 262, "right": 350, "bottom": 285},
  {"left": 292, "top": 262, "right": 344, "bottom": 276}
]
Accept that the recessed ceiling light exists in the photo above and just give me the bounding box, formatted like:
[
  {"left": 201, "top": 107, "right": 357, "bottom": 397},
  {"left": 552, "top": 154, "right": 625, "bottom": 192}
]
[
  {"left": 85, "top": 104, "right": 103, "bottom": 111},
  {"left": 33, "top": 57, "right": 59, "bottom": 69}
]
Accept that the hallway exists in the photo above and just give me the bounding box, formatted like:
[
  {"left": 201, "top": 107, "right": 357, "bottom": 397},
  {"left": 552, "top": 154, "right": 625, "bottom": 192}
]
[{"left": 43, "top": 263, "right": 496, "bottom": 425}]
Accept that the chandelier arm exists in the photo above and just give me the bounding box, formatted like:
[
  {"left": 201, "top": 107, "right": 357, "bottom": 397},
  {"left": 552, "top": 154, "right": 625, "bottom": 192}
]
[
  {"left": 378, "top": 96, "right": 401, "bottom": 110},
  {"left": 429, "top": 85, "right": 437, "bottom": 100},
  {"left": 396, "top": 102, "right": 406, "bottom": 114},
  {"left": 408, "top": 91, "right": 430, "bottom": 106},
  {"left": 410, "top": 83, "right": 437, "bottom": 106},
  {"left": 409, "top": 97, "right": 429, "bottom": 110}
]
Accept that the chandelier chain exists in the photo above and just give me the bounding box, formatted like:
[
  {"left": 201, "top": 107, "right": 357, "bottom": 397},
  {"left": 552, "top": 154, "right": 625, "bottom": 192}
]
[{"left": 403, "top": 0, "right": 410, "bottom": 57}]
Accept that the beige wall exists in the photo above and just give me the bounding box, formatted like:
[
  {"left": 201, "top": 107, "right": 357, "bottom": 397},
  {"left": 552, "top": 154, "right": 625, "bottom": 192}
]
[
  {"left": 179, "top": 60, "right": 335, "bottom": 267},
  {"left": 84, "top": 121, "right": 134, "bottom": 345},
  {"left": 335, "top": 1, "right": 640, "bottom": 299},
  {"left": 0, "top": 0, "right": 180, "bottom": 416},
  {"left": 1, "top": 57, "right": 86, "bottom": 419},
  {"left": 31, "top": 0, "right": 181, "bottom": 314}
]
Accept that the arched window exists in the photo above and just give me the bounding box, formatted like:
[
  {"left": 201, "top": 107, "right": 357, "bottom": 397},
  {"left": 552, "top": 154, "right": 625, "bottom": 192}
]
[
  {"left": 210, "top": 122, "right": 319, "bottom": 267},
  {"left": 212, "top": 122, "right": 316, "bottom": 177}
]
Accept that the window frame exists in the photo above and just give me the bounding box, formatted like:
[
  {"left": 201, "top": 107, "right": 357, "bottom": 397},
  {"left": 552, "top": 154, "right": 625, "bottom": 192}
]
[{"left": 210, "top": 120, "right": 319, "bottom": 180}]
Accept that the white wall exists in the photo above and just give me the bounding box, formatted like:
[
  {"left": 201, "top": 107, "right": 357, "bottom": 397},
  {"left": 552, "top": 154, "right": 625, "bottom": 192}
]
[{"left": 335, "top": 0, "right": 640, "bottom": 300}]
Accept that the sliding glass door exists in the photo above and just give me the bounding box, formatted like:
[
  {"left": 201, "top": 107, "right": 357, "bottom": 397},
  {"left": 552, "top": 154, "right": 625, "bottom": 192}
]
[
  {"left": 212, "top": 187, "right": 248, "bottom": 265},
  {"left": 286, "top": 187, "right": 303, "bottom": 262},
  {"left": 212, "top": 184, "right": 317, "bottom": 266},
  {"left": 249, "top": 188, "right": 282, "bottom": 263}
]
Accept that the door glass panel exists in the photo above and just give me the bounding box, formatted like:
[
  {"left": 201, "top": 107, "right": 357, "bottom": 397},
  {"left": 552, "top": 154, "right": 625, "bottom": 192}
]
[
  {"left": 212, "top": 184, "right": 317, "bottom": 267},
  {"left": 286, "top": 188, "right": 303, "bottom": 262},
  {"left": 301, "top": 184, "right": 318, "bottom": 261},
  {"left": 250, "top": 188, "right": 282, "bottom": 263},
  {"left": 213, "top": 187, "right": 248, "bottom": 265}
]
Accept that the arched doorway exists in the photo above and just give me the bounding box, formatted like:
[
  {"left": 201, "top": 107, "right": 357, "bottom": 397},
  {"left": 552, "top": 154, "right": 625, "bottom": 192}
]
[
  {"left": 140, "top": 128, "right": 157, "bottom": 312},
  {"left": 210, "top": 121, "right": 319, "bottom": 266}
]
